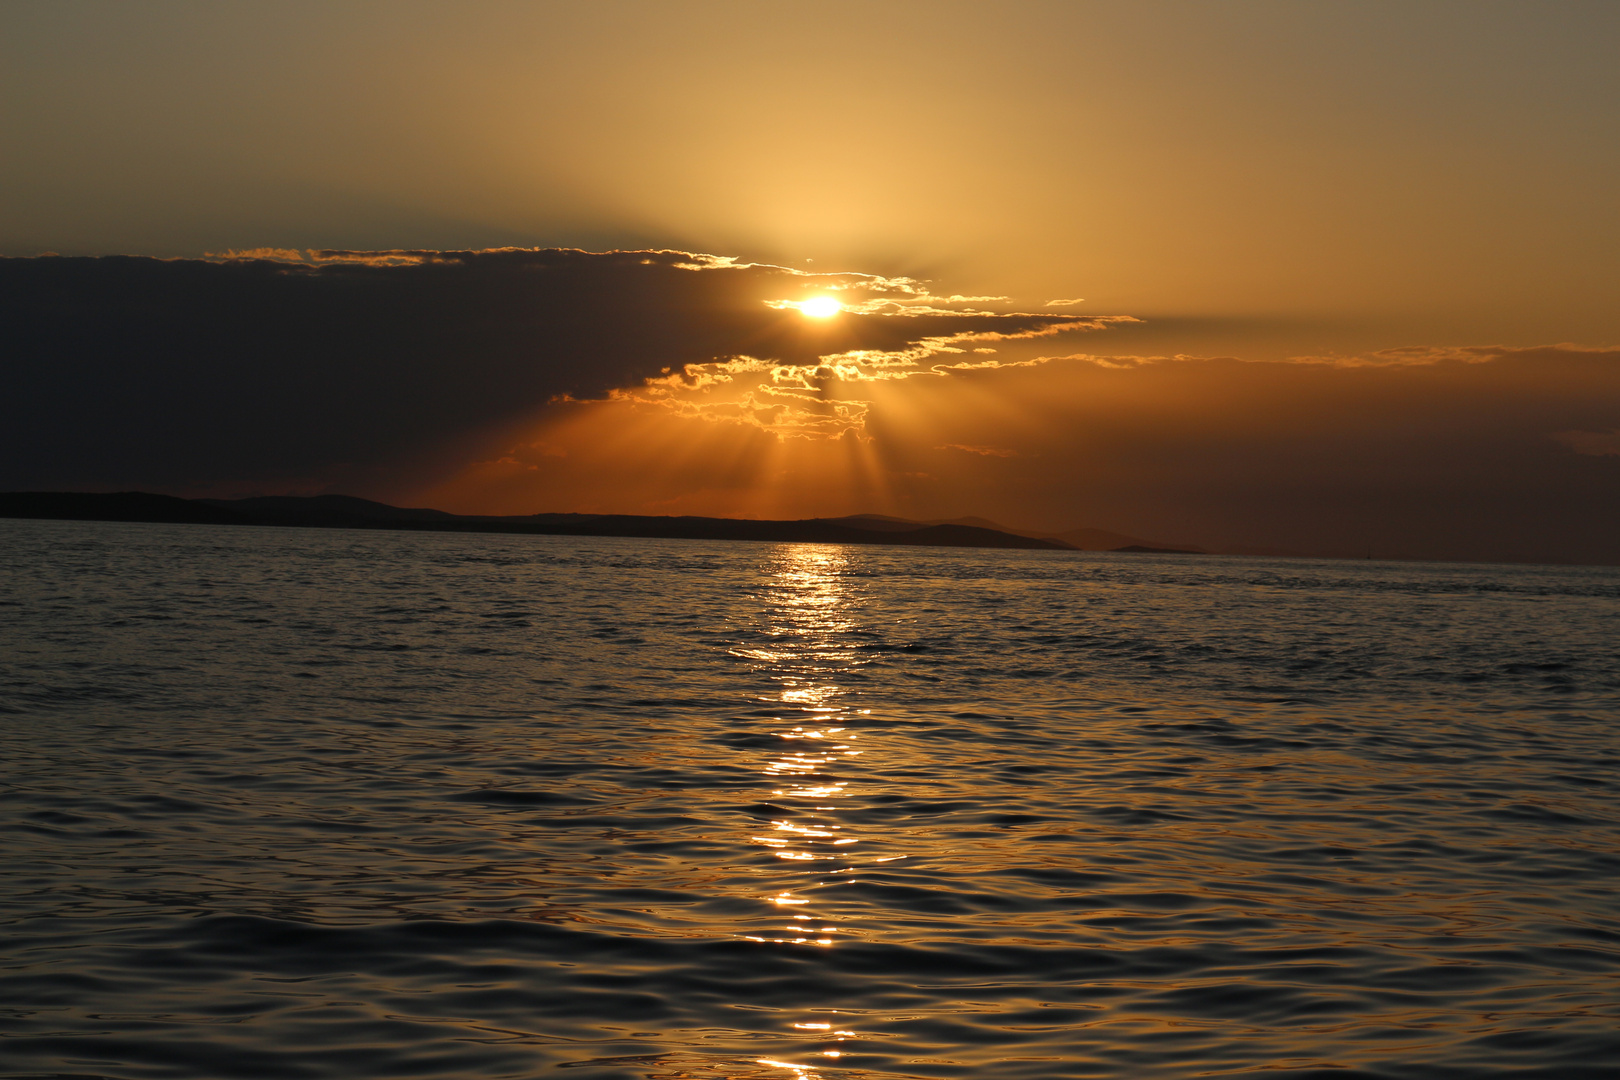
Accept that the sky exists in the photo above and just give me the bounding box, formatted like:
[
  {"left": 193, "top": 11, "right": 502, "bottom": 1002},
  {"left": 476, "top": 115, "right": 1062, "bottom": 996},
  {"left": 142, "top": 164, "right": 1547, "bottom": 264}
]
[{"left": 2, "top": 1, "right": 1617, "bottom": 563}]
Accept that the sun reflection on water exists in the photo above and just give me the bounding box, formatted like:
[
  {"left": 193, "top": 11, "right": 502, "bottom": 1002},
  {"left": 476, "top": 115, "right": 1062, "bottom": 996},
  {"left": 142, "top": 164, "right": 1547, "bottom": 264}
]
[{"left": 732, "top": 544, "right": 881, "bottom": 1073}]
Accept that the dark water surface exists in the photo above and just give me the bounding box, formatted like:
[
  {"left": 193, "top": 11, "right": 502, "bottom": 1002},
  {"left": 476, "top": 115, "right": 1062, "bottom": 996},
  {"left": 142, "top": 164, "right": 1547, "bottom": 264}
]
[{"left": 2, "top": 519, "right": 1618, "bottom": 1079}]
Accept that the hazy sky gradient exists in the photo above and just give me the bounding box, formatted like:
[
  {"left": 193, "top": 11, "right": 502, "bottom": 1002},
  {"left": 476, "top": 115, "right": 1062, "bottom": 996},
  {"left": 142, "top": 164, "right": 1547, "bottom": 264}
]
[{"left": 5, "top": 1, "right": 1615, "bottom": 337}]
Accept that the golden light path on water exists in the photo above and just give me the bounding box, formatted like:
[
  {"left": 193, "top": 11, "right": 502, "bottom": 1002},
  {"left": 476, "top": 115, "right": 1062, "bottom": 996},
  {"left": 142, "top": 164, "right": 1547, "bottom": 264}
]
[{"left": 732, "top": 545, "right": 885, "bottom": 1077}]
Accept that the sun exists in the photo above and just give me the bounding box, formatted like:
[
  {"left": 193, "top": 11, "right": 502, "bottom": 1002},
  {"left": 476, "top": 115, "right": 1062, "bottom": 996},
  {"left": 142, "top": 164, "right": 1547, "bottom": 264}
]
[{"left": 797, "top": 296, "right": 841, "bottom": 319}]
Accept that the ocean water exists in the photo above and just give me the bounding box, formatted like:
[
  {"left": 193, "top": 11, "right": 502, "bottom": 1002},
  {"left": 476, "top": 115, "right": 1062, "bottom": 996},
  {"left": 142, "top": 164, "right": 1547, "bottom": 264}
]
[{"left": 2, "top": 519, "right": 1618, "bottom": 1080}]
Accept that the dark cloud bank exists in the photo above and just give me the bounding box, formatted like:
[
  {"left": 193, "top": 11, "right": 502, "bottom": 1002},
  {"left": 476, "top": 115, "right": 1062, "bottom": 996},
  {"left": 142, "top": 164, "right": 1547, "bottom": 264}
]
[{"left": 1, "top": 248, "right": 1078, "bottom": 492}]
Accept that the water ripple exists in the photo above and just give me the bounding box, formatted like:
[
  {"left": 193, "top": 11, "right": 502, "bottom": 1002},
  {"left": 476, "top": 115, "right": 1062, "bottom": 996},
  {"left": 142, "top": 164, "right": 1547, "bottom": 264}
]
[{"left": 1, "top": 519, "right": 1617, "bottom": 1078}]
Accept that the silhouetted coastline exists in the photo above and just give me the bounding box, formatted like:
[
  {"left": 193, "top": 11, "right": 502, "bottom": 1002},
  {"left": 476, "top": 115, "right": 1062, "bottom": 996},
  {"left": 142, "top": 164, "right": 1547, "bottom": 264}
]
[{"left": 0, "top": 491, "right": 1117, "bottom": 552}]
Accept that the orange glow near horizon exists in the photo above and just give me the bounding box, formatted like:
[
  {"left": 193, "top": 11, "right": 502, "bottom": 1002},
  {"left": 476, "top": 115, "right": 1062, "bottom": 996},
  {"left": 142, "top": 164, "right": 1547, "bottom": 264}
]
[
  {"left": 409, "top": 392, "right": 905, "bottom": 523},
  {"left": 388, "top": 339, "right": 1620, "bottom": 566}
]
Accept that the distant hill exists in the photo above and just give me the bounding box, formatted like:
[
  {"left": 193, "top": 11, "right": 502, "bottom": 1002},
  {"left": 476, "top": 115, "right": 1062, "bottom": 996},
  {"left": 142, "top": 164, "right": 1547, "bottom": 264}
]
[
  {"left": 827, "top": 513, "right": 1200, "bottom": 553},
  {"left": 1, "top": 492, "right": 1080, "bottom": 552},
  {"left": 0, "top": 493, "right": 1231, "bottom": 554},
  {"left": 1050, "top": 527, "right": 1205, "bottom": 553},
  {"left": 199, "top": 494, "right": 459, "bottom": 521}
]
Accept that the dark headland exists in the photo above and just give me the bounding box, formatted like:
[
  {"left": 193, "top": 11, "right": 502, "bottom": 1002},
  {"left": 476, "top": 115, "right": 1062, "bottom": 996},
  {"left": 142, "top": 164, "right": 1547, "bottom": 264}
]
[{"left": 0, "top": 491, "right": 1203, "bottom": 553}]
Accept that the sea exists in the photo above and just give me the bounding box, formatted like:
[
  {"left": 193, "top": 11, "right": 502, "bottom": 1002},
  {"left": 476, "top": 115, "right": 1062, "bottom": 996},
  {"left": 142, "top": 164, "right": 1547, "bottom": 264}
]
[{"left": 2, "top": 518, "right": 1618, "bottom": 1080}]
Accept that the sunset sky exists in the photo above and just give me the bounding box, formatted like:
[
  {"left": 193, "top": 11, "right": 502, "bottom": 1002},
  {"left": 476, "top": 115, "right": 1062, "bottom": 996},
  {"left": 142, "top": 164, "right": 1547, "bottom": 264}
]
[{"left": 3, "top": 1, "right": 1617, "bottom": 563}]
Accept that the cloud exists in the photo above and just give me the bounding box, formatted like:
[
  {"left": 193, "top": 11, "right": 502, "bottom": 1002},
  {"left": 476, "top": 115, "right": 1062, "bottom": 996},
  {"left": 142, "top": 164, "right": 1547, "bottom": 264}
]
[
  {"left": 1285, "top": 343, "right": 1620, "bottom": 367},
  {"left": 1553, "top": 429, "right": 1620, "bottom": 457},
  {"left": 0, "top": 248, "right": 1102, "bottom": 492},
  {"left": 937, "top": 444, "right": 1018, "bottom": 457},
  {"left": 614, "top": 315, "right": 1141, "bottom": 439}
]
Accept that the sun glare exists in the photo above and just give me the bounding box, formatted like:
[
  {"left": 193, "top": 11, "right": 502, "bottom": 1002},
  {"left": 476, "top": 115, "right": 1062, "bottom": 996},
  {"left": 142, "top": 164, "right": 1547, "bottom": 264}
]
[{"left": 798, "top": 297, "right": 841, "bottom": 319}]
